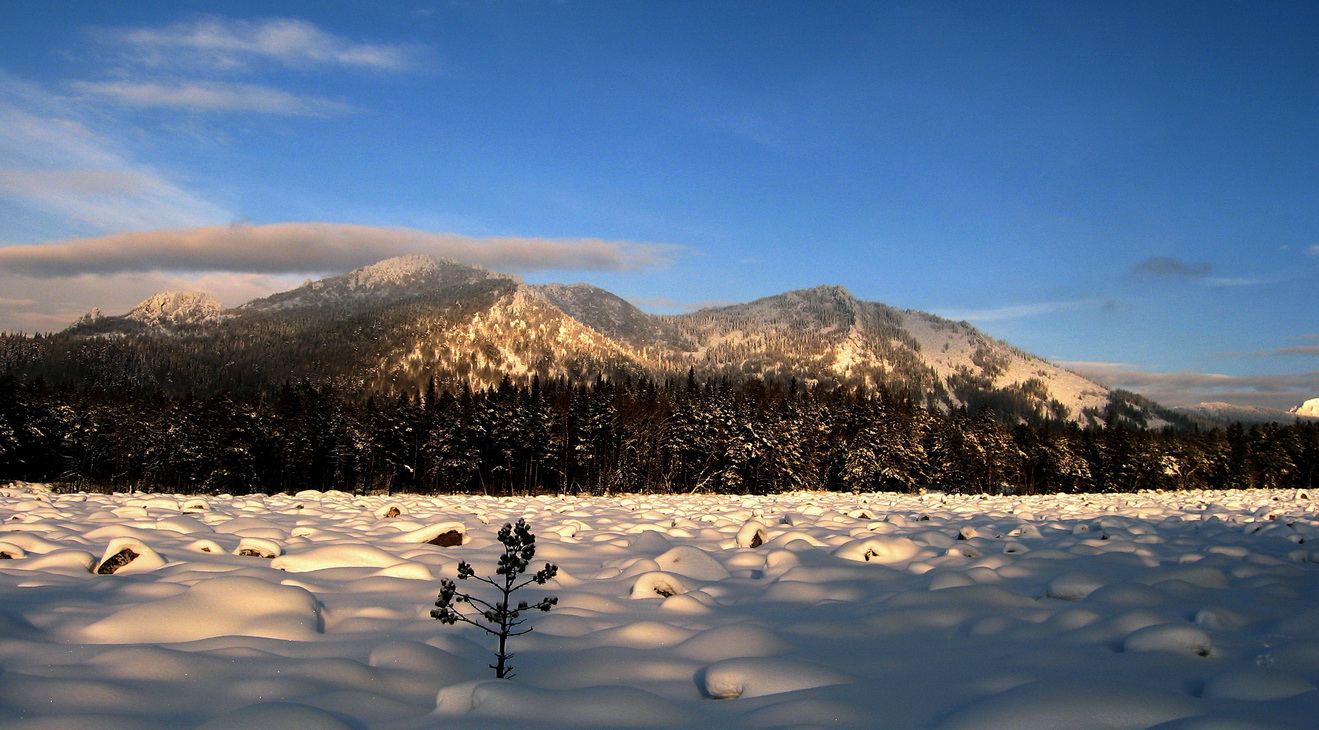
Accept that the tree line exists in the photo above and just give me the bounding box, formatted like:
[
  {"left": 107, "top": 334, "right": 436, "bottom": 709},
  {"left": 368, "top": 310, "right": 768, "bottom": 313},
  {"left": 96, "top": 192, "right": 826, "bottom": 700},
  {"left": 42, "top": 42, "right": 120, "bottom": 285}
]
[{"left": 1, "top": 372, "right": 1315, "bottom": 496}]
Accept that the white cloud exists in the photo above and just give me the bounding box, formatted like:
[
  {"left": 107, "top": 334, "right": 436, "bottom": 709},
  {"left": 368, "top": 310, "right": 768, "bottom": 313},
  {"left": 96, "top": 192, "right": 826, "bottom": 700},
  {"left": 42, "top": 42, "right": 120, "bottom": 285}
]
[
  {"left": 0, "top": 223, "right": 682, "bottom": 277},
  {"left": 71, "top": 81, "right": 356, "bottom": 117},
  {"left": 109, "top": 16, "right": 416, "bottom": 72}
]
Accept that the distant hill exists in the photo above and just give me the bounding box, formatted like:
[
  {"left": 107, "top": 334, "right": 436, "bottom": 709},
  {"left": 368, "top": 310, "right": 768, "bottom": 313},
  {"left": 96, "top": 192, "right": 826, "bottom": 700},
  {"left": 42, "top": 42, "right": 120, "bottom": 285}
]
[{"left": 3, "top": 255, "right": 1161, "bottom": 427}]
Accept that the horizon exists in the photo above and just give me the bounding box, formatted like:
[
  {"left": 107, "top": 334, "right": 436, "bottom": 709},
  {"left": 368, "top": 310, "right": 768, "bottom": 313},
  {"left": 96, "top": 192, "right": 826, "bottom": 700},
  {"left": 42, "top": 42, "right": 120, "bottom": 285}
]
[{"left": 1, "top": 2, "right": 1315, "bottom": 410}]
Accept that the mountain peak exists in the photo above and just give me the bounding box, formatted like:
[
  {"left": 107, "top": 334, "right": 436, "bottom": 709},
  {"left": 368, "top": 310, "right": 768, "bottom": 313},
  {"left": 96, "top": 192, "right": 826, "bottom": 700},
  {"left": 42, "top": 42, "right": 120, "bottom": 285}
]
[
  {"left": 346, "top": 254, "right": 453, "bottom": 289},
  {"left": 242, "top": 255, "right": 519, "bottom": 311},
  {"left": 127, "top": 291, "right": 224, "bottom": 327},
  {"left": 799, "top": 284, "right": 856, "bottom": 298}
]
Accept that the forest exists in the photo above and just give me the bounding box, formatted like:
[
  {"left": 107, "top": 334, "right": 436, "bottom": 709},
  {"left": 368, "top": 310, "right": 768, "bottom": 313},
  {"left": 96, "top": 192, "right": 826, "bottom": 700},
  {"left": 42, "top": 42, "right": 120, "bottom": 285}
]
[{"left": 2, "top": 371, "right": 1314, "bottom": 497}]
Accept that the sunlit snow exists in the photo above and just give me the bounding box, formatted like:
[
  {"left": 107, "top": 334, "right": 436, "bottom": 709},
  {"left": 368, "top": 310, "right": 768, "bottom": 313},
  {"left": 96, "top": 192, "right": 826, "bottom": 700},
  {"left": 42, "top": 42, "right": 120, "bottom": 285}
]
[{"left": 2, "top": 485, "right": 1318, "bottom": 728}]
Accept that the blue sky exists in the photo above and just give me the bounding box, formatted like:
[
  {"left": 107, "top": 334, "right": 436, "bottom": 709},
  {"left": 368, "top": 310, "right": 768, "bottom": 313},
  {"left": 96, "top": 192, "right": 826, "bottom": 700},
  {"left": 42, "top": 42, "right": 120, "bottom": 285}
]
[{"left": 0, "top": 1, "right": 1315, "bottom": 409}]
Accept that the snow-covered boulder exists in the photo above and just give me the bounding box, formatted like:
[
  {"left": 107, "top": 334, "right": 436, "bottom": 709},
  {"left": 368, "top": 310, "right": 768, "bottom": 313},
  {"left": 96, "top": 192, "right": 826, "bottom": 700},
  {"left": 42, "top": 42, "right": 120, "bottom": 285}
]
[
  {"left": 735, "top": 520, "right": 769, "bottom": 548},
  {"left": 386, "top": 521, "right": 467, "bottom": 546},
  {"left": 832, "top": 536, "right": 920, "bottom": 564},
  {"left": 629, "top": 571, "right": 692, "bottom": 599},
  {"left": 95, "top": 537, "right": 167, "bottom": 575},
  {"left": 234, "top": 537, "right": 281, "bottom": 559}
]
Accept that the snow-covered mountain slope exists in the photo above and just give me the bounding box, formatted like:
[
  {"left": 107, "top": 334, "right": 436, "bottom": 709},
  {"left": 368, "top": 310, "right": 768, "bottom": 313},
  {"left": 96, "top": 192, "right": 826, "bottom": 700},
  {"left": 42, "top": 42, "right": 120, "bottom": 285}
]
[
  {"left": 534, "top": 282, "right": 690, "bottom": 351},
  {"left": 45, "top": 256, "right": 1144, "bottom": 424},
  {"left": 899, "top": 308, "right": 1111, "bottom": 422},
  {"left": 369, "top": 283, "right": 656, "bottom": 390}
]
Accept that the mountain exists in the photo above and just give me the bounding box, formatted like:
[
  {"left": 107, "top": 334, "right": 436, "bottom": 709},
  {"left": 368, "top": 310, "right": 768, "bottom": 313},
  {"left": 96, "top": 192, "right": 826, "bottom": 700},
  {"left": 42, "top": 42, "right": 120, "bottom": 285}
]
[
  {"left": 666, "top": 285, "right": 1112, "bottom": 420},
  {"left": 8, "top": 255, "right": 1154, "bottom": 426}
]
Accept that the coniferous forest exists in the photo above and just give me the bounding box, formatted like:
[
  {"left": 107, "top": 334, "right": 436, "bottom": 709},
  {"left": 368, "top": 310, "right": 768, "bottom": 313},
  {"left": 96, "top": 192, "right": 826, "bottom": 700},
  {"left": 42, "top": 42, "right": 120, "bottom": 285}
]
[{"left": 2, "top": 371, "right": 1315, "bottom": 496}]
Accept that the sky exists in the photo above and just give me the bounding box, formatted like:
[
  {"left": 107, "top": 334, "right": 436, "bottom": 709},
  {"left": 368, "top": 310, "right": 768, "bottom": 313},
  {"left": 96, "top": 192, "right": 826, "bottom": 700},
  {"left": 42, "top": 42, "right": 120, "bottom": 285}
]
[{"left": 0, "top": 1, "right": 1315, "bottom": 410}]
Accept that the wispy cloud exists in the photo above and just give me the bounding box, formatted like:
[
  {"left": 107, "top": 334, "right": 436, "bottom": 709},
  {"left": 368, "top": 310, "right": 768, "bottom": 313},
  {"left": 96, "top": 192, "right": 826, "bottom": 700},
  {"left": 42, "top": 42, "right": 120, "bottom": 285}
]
[
  {"left": 105, "top": 16, "right": 417, "bottom": 72},
  {"left": 71, "top": 81, "right": 356, "bottom": 117},
  {"left": 1131, "top": 256, "right": 1211, "bottom": 278},
  {"left": 0, "top": 223, "right": 682, "bottom": 277},
  {"left": 935, "top": 298, "right": 1102, "bottom": 323},
  {"left": 0, "top": 76, "right": 231, "bottom": 232},
  {"left": 1205, "top": 276, "right": 1263, "bottom": 287},
  {"left": 71, "top": 17, "right": 425, "bottom": 118},
  {"left": 1214, "top": 345, "right": 1319, "bottom": 358}
]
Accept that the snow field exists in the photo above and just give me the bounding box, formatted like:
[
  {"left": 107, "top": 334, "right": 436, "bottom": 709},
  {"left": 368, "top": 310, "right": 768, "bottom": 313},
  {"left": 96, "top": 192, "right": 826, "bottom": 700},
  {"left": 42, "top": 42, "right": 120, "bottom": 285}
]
[{"left": 1, "top": 486, "right": 1318, "bottom": 728}]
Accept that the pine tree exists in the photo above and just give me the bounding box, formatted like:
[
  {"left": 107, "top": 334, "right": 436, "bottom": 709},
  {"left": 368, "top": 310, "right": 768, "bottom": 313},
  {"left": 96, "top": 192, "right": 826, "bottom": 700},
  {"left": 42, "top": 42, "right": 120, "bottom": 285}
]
[{"left": 431, "top": 519, "right": 557, "bottom": 679}]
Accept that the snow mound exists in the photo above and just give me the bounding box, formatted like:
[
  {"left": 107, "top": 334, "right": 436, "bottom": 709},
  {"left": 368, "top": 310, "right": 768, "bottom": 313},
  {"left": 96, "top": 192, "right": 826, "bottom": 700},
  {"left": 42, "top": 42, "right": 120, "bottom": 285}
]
[
  {"left": 1201, "top": 666, "right": 1316, "bottom": 701},
  {"left": 1046, "top": 572, "right": 1108, "bottom": 600},
  {"left": 438, "top": 681, "right": 690, "bottom": 726},
  {"left": 1123, "top": 623, "right": 1213, "bottom": 657},
  {"left": 653, "top": 545, "right": 730, "bottom": 580},
  {"left": 934, "top": 679, "right": 1203, "bottom": 730},
  {"left": 195, "top": 702, "right": 356, "bottom": 730},
  {"left": 81, "top": 576, "right": 322, "bottom": 643},
  {"left": 701, "top": 657, "right": 851, "bottom": 699},
  {"left": 271, "top": 544, "right": 414, "bottom": 572},
  {"left": 676, "top": 623, "right": 789, "bottom": 661}
]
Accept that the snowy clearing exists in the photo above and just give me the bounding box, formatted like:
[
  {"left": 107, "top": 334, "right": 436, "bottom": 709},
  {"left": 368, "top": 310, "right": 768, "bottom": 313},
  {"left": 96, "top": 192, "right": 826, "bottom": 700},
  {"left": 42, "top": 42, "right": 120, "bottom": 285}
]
[{"left": 2, "top": 486, "right": 1319, "bottom": 729}]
